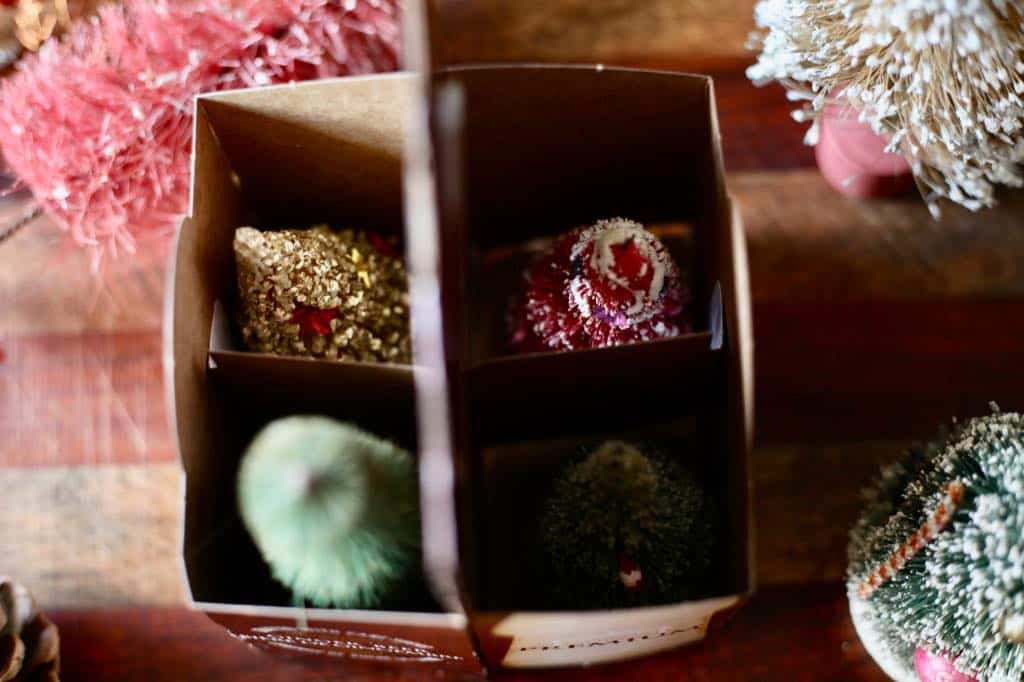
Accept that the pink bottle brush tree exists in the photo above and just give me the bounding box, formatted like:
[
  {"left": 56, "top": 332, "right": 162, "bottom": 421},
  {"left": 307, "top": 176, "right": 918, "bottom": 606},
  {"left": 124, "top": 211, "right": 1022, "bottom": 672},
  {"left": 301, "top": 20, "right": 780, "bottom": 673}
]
[{"left": 0, "top": 0, "right": 400, "bottom": 268}]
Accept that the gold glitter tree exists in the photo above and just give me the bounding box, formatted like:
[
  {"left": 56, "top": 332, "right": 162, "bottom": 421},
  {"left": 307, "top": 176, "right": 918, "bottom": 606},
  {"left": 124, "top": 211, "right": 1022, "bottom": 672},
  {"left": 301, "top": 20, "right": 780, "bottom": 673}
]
[{"left": 233, "top": 225, "right": 411, "bottom": 364}]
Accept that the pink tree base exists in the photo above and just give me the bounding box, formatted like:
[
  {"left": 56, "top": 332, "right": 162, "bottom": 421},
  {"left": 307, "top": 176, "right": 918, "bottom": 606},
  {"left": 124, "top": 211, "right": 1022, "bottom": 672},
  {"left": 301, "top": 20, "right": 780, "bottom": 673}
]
[
  {"left": 914, "top": 648, "right": 978, "bottom": 682},
  {"left": 815, "top": 103, "right": 914, "bottom": 199}
]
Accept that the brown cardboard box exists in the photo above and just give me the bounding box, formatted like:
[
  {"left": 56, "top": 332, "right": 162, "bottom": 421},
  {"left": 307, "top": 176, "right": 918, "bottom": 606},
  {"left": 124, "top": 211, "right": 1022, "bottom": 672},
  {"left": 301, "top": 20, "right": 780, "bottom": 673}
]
[
  {"left": 166, "top": 64, "right": 753, "bottom": 674},
  {"left": 165, "top": 73, "right": 481, "bottom": 673},
  {"left": 413, "top": 64, "right": 755, "bottom": 669}
]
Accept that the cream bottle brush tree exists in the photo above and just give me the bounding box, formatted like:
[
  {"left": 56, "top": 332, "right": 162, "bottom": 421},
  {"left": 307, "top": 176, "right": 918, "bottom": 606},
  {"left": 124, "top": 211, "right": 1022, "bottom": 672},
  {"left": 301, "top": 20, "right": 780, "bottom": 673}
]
[{"left": 747, "top": 0, "right": 1024, "bottom": 215}]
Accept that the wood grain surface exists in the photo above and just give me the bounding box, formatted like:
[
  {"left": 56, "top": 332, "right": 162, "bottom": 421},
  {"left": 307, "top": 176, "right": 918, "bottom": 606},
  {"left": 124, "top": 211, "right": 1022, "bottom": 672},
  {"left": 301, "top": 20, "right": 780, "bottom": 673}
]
[
  {"left": 52, "top": 584, "right": 878, "bottom": 682},
  {"left": 433, "top": 0, "right": 759, "bottom": 65},
  {"left": 2, "top": 1, "right": 1024, "bottom": 678}
]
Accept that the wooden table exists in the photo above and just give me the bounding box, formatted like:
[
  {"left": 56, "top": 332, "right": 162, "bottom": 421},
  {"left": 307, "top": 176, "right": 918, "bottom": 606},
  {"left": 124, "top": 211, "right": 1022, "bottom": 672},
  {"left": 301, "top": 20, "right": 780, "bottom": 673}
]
[
  {"left": 3, "top": 2, "right": 1024, "bottom": 679},
  {"left": 51, "top": 584, "right": 877, "bottom": 681}
]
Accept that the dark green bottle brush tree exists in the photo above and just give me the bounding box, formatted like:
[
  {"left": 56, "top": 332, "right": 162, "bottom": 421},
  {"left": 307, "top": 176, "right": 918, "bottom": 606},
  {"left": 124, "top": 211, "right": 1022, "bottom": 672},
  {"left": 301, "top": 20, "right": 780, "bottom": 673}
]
[{"left": 537, "top": 440, "right": 716, "bottom": 610}]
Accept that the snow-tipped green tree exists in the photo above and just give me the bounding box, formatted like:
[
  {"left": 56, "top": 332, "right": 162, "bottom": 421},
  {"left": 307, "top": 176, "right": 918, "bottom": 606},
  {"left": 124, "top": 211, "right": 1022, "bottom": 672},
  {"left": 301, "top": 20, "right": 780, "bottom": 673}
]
[
  {"left": 848, "top": 409, "right": 1024, "bottom": 682},
  {"left": 237, "top": 416, "right": 421, "bottom": 609}
]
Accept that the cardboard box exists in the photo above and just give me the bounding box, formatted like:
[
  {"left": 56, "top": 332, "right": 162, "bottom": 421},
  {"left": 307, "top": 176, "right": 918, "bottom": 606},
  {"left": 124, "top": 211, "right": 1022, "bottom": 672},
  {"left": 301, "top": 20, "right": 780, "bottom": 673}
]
[
  {"left": 416, "top": 64, "right": 755, "bottom": 669},
  {"left": 164, "top": 73, "right": 482, "bottom": 674},
  {"left": 166, "top": 64, "right": 753, "bottom": 674}
]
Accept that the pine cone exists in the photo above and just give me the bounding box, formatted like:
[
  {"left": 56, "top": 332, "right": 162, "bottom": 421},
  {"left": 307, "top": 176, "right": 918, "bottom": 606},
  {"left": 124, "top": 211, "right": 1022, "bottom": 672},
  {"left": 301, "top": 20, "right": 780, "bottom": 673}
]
[
  {"left": 0, "top": 579, "right": 59, "bottom": 682},
  {"left": 0, "top": 6, "right": 22, "bottom": 69}
]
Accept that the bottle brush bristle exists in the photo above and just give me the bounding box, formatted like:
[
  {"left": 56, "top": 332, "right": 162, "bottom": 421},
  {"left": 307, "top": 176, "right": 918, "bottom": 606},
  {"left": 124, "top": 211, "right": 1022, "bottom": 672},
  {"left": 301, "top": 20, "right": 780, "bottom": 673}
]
[{"left": 538, "top": 440, "right": 715, "bottom": 610}]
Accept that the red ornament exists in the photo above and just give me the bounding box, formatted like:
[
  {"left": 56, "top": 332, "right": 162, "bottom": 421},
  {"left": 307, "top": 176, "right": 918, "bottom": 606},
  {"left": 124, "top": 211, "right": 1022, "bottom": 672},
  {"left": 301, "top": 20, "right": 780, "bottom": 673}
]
[
  {"left": 914, "top": 648, "right": 977, "bottom": 682},
  {"left": 289, "top": 305, "right": 339, "bottom": 338},
  {"left": 509, "top": 218, "right": 688, "bottom": 352}
]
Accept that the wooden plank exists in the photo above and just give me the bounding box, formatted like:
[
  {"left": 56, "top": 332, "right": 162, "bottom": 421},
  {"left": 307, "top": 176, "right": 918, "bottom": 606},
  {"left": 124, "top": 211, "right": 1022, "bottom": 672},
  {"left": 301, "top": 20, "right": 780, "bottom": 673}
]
[
  {"left": 51, "top": 583, "right": 882, "bottom": 681},
  {"left": 752, "top": 442, "right": 899, "bottom": 584},
  {"left": 433, "top": 0, "right": 759, "bottom": 65},
  {"left": 0, "top": 199, "right": 167, "bottom": 337},
  {"left": 0, "top": 464, "right": 186, "bottom": 609},
  {"left": 713, "top": 72, "right": 816, "bottom": 172},
  {"left": 431, "top": 2, "right": 816, "bottom": 172},
  {"left": 734, "top": 170, "right": 1024, "bottom": 301},
  {"left": 755, "top": 300, "right": 1024, "bottom": 441},
  {"left": 0, "top": 330, "right": 171, "bottom": 467},
  {"left": 732, "top": 170, "right": 1024, "bottom": 440}
]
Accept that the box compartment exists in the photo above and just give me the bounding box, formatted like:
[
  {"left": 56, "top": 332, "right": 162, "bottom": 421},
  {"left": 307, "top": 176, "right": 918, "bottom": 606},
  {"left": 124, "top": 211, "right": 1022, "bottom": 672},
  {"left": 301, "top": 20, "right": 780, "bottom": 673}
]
[
  {"left": 422, "top": 65, "right": 754, "bottom": 668},
  {"left": 165, "top": 74, "right": 481, "bottom": 673},
  {"left": 464, "top": 221, "right": 706, "bottom": 365}
]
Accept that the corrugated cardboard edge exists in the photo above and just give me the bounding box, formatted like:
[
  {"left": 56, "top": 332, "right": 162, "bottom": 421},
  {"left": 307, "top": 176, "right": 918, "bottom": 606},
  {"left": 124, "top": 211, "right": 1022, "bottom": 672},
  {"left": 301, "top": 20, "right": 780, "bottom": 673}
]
[
  {"left": 728, "top": 197, "right": 756, "bottom": 589},
  {"left": 708, "top": 75, "right": 756, "bottom": 592},
  {"left": 163, "top": 88, "right": 206, "bottom": 607},
  {"left": 195, "top": 601, "right": 467, "bottom": 628},
  {"left": 189, "top": 71, "right": 413, "bottom": 106},
  {"left": 162, "top": 215, "right": 193, "bottom": 606}
]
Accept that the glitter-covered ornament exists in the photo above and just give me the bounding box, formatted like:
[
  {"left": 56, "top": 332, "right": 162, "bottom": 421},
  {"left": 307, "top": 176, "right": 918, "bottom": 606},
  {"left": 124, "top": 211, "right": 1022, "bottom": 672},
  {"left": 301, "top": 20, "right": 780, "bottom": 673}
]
[
  {"left": 237, "top": 416, "right": 421, "bottom": 609},
  {"left": 537, "top": 441, "right": 714, "bottom": 610},
  {"left": 508, "top": 218, "right": 688, "bottom": 353},
  {"left": 234, "top": 225, "right": 411, "bottom": 364},
  {"left": 847, "top": 409, "right": 1024, "bottom": 682}
]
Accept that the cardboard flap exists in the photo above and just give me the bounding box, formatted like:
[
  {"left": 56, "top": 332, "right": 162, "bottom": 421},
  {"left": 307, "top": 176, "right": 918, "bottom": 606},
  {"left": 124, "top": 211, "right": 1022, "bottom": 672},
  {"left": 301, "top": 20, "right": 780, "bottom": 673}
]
[
  {"left": 435, "top": 65, "right": 719, "bottom": 245},
  {"left": 467, "top": 333, "right": 722, "bottom": 445},
  {"left": 483, "top": 595, "right": 740, "bottom": 668},
  {"left": 197, "top": 75, "right": 413, "bottom": 232}
]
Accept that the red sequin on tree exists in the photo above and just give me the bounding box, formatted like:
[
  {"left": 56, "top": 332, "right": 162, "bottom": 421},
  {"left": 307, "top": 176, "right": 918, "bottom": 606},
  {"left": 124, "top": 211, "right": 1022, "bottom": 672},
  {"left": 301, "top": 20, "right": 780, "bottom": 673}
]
[
  {"left": 618, "top": 553, "right": 644, "bottom": 592},
  {"left": 367, "top": 231, "right": 400, "bottom": 259},
  {"left": 509, "top": 218, "right": 688, "bottom": 352},
  {"left": 289, "top": 305, "right": 339, "bottom": 337}
]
